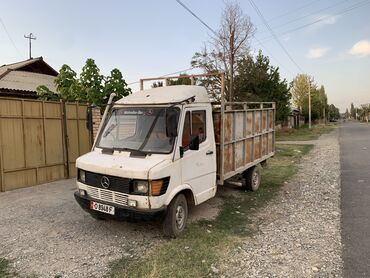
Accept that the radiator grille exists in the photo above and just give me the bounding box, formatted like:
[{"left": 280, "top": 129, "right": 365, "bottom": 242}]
[
  {"left": 84, "top": 171, "right": 131, "bottom": 194},
  {"left": 85, "top": 185, "right": 128, "bottom": 207}
]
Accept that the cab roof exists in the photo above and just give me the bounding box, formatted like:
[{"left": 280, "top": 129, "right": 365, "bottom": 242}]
[{"left": 115, "top": 85, "right": 210, "bottom": 105}]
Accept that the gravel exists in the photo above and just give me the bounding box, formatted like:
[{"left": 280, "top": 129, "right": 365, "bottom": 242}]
[
  {"left": 0, "top": 179, "right": 221, "bottom": 278},
  {"left": 219, "top": 130, "right": 343, "bottom": 277}
]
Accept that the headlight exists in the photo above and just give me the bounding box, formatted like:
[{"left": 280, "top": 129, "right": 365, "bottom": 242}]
[
  {"left": 132, "top": 180, "right": 149, "bottom": 194},
  {"left": 79, "top": 169, "right": 86, "bottom": 183}
]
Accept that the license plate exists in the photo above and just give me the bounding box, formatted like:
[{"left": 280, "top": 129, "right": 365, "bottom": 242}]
[{"left": 90, "top": 201, "right": 115, "bottom": 215}]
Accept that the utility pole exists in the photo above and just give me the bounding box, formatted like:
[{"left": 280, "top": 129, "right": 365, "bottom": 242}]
[
  {"left": 308, "top": 80, "right": 312, "bottom": 129},
  {"left": 24, "top": 33, "right": 36, "bottom": 59}
]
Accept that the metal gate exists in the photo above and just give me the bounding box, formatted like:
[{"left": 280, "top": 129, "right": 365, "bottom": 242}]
[{"left": 0, "top": 98, "right": 92, "bottom": 191}]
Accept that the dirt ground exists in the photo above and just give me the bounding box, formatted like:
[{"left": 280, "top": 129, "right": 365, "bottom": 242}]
[{"left": 0, "top": 179, "right": 222, "bottom": 278}]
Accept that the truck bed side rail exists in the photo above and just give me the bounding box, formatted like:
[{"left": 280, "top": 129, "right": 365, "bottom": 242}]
[{"left": 213, "top": 101, "right": 276, "bottom": 185}]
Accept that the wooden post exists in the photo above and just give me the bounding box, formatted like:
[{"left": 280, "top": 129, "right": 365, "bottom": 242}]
[
  {"left": 0, "top": 116, "right": 4, "bottom": 192},
  {"left": 220, "top": 72, "right": 225, "bottom": 185},
  {"left": 140, "top": 79, "right": 144, "bottom": 91},
  {"left": 61, "top": 101, "right": 70, "bottom": 178}
]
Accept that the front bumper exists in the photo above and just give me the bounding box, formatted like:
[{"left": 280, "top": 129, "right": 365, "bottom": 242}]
[{"left": 74, "top": 191, "right": 166, "bottom": 221}]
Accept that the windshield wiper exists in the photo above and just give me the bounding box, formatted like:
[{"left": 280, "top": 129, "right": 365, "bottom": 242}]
[
  {"left": 103, "top": 123, "right": 117, "bottom": 137},
  {"left": 113, "top": 147, "right": 147, "bottom": 154}
]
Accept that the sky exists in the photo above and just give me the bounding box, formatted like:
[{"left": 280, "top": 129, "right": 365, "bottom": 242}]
[{"left": 1, "top": 0, "right": 369, "bottom": 112}]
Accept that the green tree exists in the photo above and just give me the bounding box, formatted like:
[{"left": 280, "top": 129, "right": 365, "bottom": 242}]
[
  {"left": 234, "top": 51, "right": 291, "bottom": 122},
  {"left": 36, "top": 85, "right": 59, "bottom": 101},
  {"left": 79, "top": 58, "right": 104, "bottom": 106},
  {"left": 54, "top": 64, "right": 80, "bottom": 102},
  {"left": 350, "top": 103, "right": 356, "bottom": 119},
  {"left": 290, "top": 74, "right": 314, "bottom": 110},
  {"left": 328, "top": 104, "right": 340, "bottom": 120},
  {"left": 104, "top": 68, "right": 132, "bottom": 102}
]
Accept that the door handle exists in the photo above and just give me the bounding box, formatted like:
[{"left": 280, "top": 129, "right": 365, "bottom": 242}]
[{"left": 206, "top": 150, "right": 214, "bottom": 155}]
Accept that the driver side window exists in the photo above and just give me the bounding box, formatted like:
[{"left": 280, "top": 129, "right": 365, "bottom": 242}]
[{"left": 181, "top": 110, "right": 207, "bottom": 150}]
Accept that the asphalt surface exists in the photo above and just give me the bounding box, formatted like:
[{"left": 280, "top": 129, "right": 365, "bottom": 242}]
[{"left": 340, "top": 121, "right": 370, "bottom": 277}]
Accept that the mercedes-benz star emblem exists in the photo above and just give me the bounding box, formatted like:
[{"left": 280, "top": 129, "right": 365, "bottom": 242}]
[{"left": 101, "top": 176, "right": 110, "bottom": 189}]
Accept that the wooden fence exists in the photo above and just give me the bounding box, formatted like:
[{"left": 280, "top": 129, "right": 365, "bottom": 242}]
[{"left": 0, "top": 98, "right": 92, "bottom": 191}]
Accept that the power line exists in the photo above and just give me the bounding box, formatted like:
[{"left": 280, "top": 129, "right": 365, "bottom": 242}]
[
  {"left": 248, "top": 0, "right": 304, "bottom": 73},
  {"left": 0, "top": 17, "right": 24, "bottom": 59},
  {"left": 253, "top": 37, "right": 294, "bottom": 75},
  {"left": 259, "top": 0, "right": 370, "bottom": 43},
  {"left": 257, "top": 0, "right": 349, "bottom": 35},
  {"left": 175, "top": 0, "right": 294, "bottom": 76},
  {"left": 263, "top": 0, "right": 321, "bottom": 23},
  {"left": 175, "top": 0, "right": 218, "bottom": 37}
]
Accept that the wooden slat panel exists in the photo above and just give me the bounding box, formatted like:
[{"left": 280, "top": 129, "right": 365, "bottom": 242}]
[
  {"left": 235, "top": 112, "right": 244, "bottom": 140},
  {"left": 223, "top": 144, "right": 233, "bottom": 174},
  {"left": 78, "top": 119, "right": 90, "bottom": 155},
  {"left": 78, "top": 105, "right": 87, "bottom": 119},
  {"left": 254, "top": 136, "right": 261, "bottom": 160},
  {"left": 44, "top": 119, "right": 64, "bottom": 164},
  {"left": 66, "top": 104, "right": 77, "bottom": 119},
  {"left": 245, "top": 138, "right": 253, "bottom": 163},
  {"left": 24, "top": 119, "right": 45, "bottom": 167},
  {"left": 255, "top": 111, "right": 261, "bottom": 134},
  {"left": 69, "top": 163, "right": 77, "bottom": 178},
  {"left": 44, "top": 102, "right": 61, "bottom": 118},
  {"left": 262, "top": 111, "right": 267, "bottom": 131},
  {"left": 235, "top": 141, "right": 244, "bottom": 169},
  {"left": 212, "top": 113, "right": 221, "bottom": 144},
  {"left": 24, "top": 101, "right": 42, "bottom": 118},
  {"left": 269, "top": 110, "right": 273, "bottom": 129},
  {"left": 262, "top": 134, "right": 268, "bottom": 156},
  {"left": 246, "top": 112, "right": 253, "bottom": 136},
  {"left": 0, "top": 99, "right": 22, "bottom": 117},
  {"left": 37, "top": 165, "right": 65, "bottom": 184},
  {"left": 1, "top": 118, "right": 25, "bottom": 170},
  {"left": 4, "top": 169, "right": 36, "bottom": 191},
  {"left": 67, "top": 120, "right": 79, "bottom": 161},
  {"left": 224, "top": 113, "right": 233, "bottom": 143}
]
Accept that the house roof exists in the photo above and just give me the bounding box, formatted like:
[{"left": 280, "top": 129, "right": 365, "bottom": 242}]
[
  {"left": 0, "top": 71, "right": 57, "bottom": 92},
  {"left": 0, "top": 57, "right": 58, "bottom": 77},
  {"left": 115, "top": 85, "right": 210, "bottom": 105},
  {"left": 0, "top": 57, "right": 58, "bottom": 94}
]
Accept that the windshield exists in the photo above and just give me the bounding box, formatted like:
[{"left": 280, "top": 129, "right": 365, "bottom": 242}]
[{"left": 96, "top": 107, "right": 179, "bottom": 154}]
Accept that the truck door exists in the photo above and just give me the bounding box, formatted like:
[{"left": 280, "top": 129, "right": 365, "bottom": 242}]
[{"left": 180, "top": 107, "right": 216, "bottom": 204}]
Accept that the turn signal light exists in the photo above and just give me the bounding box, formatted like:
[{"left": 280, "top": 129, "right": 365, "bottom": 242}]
[{"left": 151, "top": 180, "right": 163, "bottom": 196}]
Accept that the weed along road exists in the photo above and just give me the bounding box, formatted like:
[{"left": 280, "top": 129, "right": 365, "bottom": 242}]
[{"left": 340, "top": 121, "right": 370, "bottom": 277}]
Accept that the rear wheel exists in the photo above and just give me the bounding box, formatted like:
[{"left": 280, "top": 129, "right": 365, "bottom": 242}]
[
  {"left": 163, "top": 194, "right": 188, "bottom": 238},
  {"left": 243, "top": 166, "right": 261, "bottom": 191}
]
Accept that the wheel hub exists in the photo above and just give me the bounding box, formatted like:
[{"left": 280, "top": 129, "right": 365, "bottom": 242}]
[{"left": 176, "top": 205, "right": 185, "bottom": 229}]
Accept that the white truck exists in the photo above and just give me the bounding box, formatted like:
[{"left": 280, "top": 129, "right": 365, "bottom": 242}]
[{"left": 74, "top": 73, "right": 275, "bottom": 237}]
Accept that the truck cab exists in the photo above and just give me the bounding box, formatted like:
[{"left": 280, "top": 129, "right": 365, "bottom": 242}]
[{"left": 75, "top": 85, "right": 217, "bottom": 237}]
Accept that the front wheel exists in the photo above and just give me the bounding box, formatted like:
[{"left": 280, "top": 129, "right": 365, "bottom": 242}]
[
  {"left": 243, "top": 166, "right": 261, "bottom": 192},
  {"left": 163, "top": 194, "right": 188, "bottom": 238}
]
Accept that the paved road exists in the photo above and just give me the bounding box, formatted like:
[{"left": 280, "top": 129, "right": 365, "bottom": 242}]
[{"left": 340, "top": 121, "right": 370, "bottom": 277}]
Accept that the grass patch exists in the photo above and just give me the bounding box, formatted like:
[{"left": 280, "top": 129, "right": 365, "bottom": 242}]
[
  {"left": 276, "top": 123, "right": 336, "bottom": 141},
  {"left": 0, "top": 258, "right": 17, "bottom": 278},
  {"left": 109, "top": 144, "right": 313, "bottom": 278}
]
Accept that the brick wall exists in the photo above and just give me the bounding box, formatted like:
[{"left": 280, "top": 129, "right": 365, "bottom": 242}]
[{"left": 91, "top": 107, "right": 102, "bottom": 140}]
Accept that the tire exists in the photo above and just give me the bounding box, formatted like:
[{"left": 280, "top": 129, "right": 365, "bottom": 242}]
[
  {"left": 243, "top": 166, "right": 261, "bottom": 192},
  {"left": 163, "top": 194, "right": 188, "bottom": 238}
]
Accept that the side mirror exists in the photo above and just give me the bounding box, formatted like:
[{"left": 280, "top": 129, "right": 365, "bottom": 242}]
[
  {"left": 166, "top": 108, "right": 178, "bottom": 137},
  {"left": 189, "top": 135, "right": 199, "bottom": 151}
]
